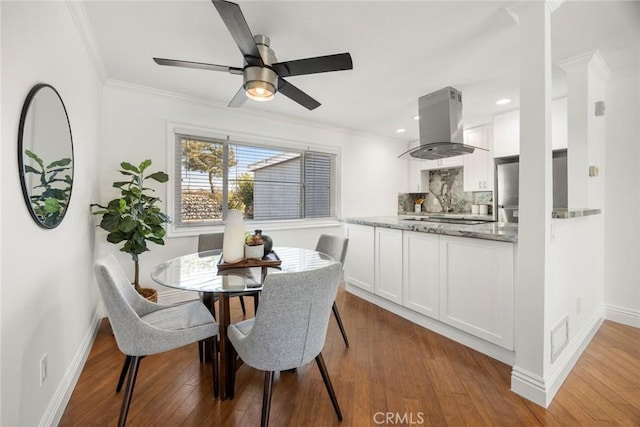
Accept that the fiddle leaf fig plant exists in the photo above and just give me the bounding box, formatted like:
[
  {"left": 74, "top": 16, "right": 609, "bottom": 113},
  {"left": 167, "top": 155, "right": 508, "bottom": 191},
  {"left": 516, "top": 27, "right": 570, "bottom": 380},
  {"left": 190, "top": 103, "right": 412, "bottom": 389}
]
[
  {"left": 24, "top": 149, "right": 73, "bottom": 227},
  {"left": 91, "top": 160, "right": 170, "bottom": 291}
]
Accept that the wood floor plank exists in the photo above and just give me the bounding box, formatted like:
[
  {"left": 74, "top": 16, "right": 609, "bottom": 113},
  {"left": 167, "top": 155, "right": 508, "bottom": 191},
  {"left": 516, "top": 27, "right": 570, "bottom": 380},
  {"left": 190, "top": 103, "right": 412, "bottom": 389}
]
[{"left": 59, "top": 292, "right": 640, "bottom": 426}]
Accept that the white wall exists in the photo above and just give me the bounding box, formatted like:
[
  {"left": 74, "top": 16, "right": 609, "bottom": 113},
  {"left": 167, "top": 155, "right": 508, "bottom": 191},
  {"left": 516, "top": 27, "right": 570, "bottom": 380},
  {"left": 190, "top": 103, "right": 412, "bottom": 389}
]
[
  {"left": 545, "top": 215, "right": 604, "bottom": 399},
  {"left": 604, "top": 70, "right": 640, "bottom": 326},
  {"left": 1, "top": 2, "right": 103, "bottom": 426},
  {"left": 99, "top": 82, "right": 407, "bottom": 296}
]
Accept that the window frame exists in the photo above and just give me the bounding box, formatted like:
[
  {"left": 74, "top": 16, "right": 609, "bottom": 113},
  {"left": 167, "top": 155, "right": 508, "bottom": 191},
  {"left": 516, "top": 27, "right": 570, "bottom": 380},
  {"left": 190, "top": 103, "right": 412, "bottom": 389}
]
[{"left": 165, "top": 122, "right": 341, "bottom": 237}]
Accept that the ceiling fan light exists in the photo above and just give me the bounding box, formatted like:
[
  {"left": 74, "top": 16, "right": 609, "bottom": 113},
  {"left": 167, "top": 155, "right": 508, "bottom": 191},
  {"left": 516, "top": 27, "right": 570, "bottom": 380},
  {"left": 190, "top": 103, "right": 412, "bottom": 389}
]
[
  {"left": 244, "top": 66, "right": 278, "bottom": 102},
  {"left": 245, "top": 80, "right": 276, "bottom": 101}
]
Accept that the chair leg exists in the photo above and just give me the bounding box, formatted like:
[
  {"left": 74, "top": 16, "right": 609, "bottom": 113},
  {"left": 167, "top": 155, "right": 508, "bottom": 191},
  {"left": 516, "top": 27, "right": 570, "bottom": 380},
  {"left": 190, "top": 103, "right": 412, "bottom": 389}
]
[
  {"left": 239, "top": 296, "right": 247, "bottom": 315},
  {"left": 253, "top": 293, "right": 260, "bottom": 314},
  {"left": 332, "top": 302, "right": 349, "bottom": 348},
  {"left": 315, "top": 353, "right": 342, "bottom": 421},
  {"left": 118, "top": 355, "right": 142, "bottom": 427},
  {"left": 211, "top": 337, "right": 219, "bottom": 398},
  {"left": 200, "top": 293, "right": 216, "bottom": 363},
  {"left": 261, "top": 371, "right": 275, "bottom": 427},
  {"left": 116, "top": 355, "right": 132, "bottom": 392}
]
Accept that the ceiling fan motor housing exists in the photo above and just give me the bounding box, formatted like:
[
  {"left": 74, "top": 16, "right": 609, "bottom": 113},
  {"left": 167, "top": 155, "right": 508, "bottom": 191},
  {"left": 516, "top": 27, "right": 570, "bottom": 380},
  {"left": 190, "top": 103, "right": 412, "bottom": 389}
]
[
  {"left": 253, "top": 35, "right": 277, "bottom": 65},
  {"left": 243, "top": 35, "right": 278, "bottom": 101}
]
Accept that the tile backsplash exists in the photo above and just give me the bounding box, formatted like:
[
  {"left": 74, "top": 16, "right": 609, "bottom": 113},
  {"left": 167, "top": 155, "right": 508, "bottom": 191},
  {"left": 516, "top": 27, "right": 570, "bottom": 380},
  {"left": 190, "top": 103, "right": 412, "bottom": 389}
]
[{"left": 398, "top": 167, "right": 492, "bottom": 215}]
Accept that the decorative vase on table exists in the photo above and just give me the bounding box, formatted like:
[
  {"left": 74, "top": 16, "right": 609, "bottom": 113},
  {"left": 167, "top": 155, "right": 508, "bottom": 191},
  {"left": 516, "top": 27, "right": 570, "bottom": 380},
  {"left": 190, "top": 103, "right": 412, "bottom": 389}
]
[
  {"left": 254, "top": 229, "right": 273, "bottom": 256},
  {"left": 223, "top": 209, "right": 245, "bottom": 263}
]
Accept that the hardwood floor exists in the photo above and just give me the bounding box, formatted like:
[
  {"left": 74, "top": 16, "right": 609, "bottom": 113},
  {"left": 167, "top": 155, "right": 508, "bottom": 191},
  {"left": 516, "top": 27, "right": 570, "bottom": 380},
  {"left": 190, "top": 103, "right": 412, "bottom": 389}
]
[{"left": 60, "top": 289, "right": 640, "bottom": 426}]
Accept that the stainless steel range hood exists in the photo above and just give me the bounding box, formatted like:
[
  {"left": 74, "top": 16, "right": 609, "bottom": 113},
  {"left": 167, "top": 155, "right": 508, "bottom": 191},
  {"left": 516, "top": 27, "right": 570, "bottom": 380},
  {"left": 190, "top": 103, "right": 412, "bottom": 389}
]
[{"left": 399, "top": 87, "right": 484, "bottom": 160}]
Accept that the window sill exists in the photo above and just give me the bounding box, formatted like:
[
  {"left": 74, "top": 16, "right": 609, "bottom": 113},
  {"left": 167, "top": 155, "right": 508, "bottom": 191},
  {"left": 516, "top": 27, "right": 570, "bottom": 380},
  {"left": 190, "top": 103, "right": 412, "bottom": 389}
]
[{"left": 167, "top": 218, "right": 342, "bottom": 238}]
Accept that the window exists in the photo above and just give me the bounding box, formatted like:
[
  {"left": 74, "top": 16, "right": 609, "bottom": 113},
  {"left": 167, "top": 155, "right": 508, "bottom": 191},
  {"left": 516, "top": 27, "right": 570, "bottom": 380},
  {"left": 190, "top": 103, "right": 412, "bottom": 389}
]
[{"left": 174, "top": 133, "right": 337, "bottom": 228}]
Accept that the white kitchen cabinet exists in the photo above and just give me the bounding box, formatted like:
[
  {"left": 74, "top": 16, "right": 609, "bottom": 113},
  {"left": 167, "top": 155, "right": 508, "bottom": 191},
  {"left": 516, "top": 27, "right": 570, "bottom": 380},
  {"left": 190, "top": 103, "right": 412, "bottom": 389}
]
[
  {"left": 374, "top": 227, "right": 403, "bottom": 304},
  {"left": 423, "top": 156, "right": 464, "bottom": 170},
  {"left": 463, "top": 124, "right": 494, "bottom": 192},
  {"left": 344, "top": 224, "right": 375, "bottom": 293},
  {"left": 493, "top": 109, "right": 519, "bottom": 158},
  {"left": 402, "top": 231, "right": 439, "bottom": 318},
  {"left": 492, "top": 97, "right": 567, "bottom": 158},
  {"left": 438, "top": 235, "right": 515, "bottom": 350}
]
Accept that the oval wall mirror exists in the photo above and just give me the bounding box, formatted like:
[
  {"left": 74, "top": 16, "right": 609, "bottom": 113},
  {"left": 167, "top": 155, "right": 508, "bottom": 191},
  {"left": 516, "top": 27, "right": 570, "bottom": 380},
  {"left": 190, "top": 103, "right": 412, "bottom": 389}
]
[{"left": 18, "top": 84, "right": 74, "bottom": 229}]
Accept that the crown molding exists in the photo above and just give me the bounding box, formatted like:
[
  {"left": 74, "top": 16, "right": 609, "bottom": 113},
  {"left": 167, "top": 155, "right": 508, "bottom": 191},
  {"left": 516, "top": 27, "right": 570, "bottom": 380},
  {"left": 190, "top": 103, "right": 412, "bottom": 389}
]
[
  {"left": 66, "top": 0, "right": 108, "bottom": 82},
  {"left": 557, "top": 50, "right": 612, "bottom": 81},
  {"left": 505, "top": 0, "right": 566, "bottom": 24},
  {"left": 104, "top": 79, "right": 406, "bottom": 144}
]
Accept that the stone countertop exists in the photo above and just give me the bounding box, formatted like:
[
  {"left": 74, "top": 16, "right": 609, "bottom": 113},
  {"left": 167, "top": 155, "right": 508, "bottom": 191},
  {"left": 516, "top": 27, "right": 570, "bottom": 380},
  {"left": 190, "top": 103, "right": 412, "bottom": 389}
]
[
  {"left": 341, "top": 216, "right": 519, "bottom": 243},
  {"left": 552, "top": 208, "right": 602, "bottom": 219}
]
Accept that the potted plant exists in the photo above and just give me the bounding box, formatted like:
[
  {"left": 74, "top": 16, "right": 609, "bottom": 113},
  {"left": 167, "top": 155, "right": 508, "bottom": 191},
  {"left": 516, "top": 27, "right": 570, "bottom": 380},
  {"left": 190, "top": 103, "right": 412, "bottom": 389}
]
[
  {"left": 23, "top": 150, "right": 73, "bottom": 227},
  {"left": 91, "top": 159, "right": 170, "bottom": 301},
  {"left": 244, "top": 231, "right": 264, "bottom": 259}
]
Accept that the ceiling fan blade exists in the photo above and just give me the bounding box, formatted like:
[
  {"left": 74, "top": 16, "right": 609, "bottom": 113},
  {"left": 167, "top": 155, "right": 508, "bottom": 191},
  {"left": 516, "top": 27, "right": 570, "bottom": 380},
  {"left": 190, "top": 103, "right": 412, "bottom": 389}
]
[
  {"left": 153, "top": 57, "right": 243, "bottom": 75},
  {"left": 211, "top": 0, "right": 262, "bottom": 66},
  {"left": 278, "top": 79, "right": 321, "bottom": 111},
  {"left": 272, "top": 53, "right": 353, "bottom": 77},
  {"left": 227, "top": 86, "right": 248, "bottom": 107}
]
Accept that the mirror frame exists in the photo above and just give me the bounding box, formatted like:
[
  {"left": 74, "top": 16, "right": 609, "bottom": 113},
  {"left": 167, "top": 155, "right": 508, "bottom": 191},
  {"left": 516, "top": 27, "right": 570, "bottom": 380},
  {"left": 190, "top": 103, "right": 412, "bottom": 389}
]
[{"left": 17, "top": 83, "right": 75, "bottom": 229}]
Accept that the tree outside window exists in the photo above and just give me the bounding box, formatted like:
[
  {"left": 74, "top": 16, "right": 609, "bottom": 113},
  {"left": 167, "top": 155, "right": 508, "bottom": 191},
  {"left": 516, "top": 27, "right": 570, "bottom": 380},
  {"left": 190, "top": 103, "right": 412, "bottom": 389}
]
[{"left": 175, "top": 133, "right": 335, "bottom": 226}]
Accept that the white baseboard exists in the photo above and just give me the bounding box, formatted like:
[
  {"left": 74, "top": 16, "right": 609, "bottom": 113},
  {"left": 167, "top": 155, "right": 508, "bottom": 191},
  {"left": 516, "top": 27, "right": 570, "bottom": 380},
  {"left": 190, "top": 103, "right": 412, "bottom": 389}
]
[
  {"left": 40, "top": 308, "right": 103, "bottom": 427},
  {"left": 345, "top": 284, "right": 516, "bottom": 365},
  {"left": 511, "top": 367, "right": 548, "bottom": 407},
  {"left": 605, "top": 304, "right": 640, "bottom": 328},
  {"left": 511, "top": 311, "right": 603, "bottom": 407}
]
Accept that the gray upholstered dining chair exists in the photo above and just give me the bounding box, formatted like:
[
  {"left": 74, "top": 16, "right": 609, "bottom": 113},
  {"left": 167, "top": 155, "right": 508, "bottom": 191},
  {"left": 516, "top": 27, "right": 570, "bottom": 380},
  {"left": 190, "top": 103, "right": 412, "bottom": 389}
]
[
  {"left": 315, "top": 233, "right": 350, "bottom": 347},
  {"left": 228, "top": 262, "right": 343, "bottom": 427},
  {"left": 94, "top": 254, "right": 219, "bottom": 427},
  {"left": 197, "top": 232, "right": 260, "bottom": 361}
]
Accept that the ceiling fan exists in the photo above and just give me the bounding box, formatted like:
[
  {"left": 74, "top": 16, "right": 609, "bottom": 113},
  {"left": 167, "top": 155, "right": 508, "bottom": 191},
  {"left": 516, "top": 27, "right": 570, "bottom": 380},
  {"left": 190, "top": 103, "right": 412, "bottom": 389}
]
[{"left": 153, "top": 0, "right": 353, "bottom": 111}]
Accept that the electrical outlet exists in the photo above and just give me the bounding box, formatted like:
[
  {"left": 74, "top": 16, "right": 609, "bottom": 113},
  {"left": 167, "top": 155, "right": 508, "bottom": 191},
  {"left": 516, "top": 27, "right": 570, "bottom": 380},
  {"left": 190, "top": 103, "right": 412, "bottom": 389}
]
[{"left": 40, "top": 354, "right": 48, "bottom": 385}]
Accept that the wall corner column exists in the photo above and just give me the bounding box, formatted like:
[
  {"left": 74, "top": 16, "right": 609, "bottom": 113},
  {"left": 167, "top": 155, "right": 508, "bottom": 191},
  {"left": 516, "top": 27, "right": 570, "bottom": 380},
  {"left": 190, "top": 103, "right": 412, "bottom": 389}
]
[
  {"left": 508, "top": 0, "right": 561, "bottom": 408},
  {"left": 557, "top": 51, "right": 611, "bottom": 209}
]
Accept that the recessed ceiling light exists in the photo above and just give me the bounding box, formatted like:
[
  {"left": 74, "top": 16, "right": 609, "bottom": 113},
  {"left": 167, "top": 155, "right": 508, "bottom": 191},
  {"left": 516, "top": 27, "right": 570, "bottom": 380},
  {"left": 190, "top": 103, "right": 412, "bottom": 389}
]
[
  {"left": 413, "top": 115, "right": 420, "bottom": 120},
  {"left": 496, "top": 98, "right": 512, "bottom": 105},
  {"left": 396, "top": 128, "right": 406, "bottom": 133}
]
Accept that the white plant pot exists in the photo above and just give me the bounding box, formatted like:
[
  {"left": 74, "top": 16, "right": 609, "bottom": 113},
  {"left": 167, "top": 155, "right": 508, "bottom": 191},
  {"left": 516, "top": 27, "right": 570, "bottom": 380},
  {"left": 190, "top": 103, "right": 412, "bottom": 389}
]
[{"left": 245, "top": 244, "right": 264, "bottom": 260}]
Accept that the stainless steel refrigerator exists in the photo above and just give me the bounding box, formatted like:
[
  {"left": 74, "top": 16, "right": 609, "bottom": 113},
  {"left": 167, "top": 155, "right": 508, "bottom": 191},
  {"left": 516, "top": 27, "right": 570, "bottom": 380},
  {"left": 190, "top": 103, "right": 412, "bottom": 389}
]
[{"left": 495, "top": 150, "right": 567, "bottom": 223}]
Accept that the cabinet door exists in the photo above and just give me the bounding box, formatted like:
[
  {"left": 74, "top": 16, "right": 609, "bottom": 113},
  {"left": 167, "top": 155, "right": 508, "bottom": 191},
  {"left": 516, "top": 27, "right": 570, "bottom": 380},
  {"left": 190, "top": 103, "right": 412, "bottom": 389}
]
[
  {"left": 463, "top": 125, "right": 493, "bottom": 192},
  {"left": 344, "top": 224, "right": 375, "bottom": 292},
  {"left": 439, "top": 236, "right": 515, "bottom": 350},
  {"left": 493, "top": 97, "right": 567, "bottom": 158},
  {"left": 403, "top": 231, "right": 439, "bottom": 318},
  {"left": 493, "top": 109, "right": 519, "bottom": 158},
  {"left": 422, "top": 157, "right": 464, "bottom": 171},
  {"left": 374, "top": 228, "right": 403, "bottom": 304}
]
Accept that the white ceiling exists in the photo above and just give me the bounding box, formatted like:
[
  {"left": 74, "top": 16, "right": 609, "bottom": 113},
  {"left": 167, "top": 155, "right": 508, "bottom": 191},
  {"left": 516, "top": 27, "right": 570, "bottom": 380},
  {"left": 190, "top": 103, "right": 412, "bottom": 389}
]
[{"left": 83, "top": 0, "right": 639, "bottom": 143}]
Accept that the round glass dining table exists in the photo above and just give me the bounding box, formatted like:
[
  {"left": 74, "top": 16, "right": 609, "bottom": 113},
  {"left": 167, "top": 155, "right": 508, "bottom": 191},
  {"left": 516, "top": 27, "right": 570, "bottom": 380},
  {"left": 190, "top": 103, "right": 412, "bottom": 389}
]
[{"left": 150, "top": 246, "right": 335, "bottom": 400}]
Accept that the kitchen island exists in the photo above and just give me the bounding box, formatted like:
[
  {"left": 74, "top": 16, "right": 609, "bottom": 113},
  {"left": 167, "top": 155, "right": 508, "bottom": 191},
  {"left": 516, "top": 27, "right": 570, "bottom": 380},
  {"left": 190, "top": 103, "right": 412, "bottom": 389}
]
[{"left": 341, "top": 216, "right": 518, "bottom": 365}]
